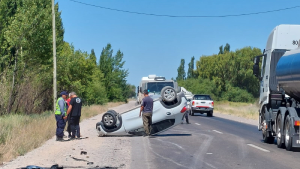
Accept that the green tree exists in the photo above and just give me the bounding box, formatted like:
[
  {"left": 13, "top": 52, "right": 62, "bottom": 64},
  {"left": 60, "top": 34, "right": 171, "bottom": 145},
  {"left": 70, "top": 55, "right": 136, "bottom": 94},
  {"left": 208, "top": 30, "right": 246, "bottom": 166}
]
[
  {"left": 224, "top": 43, "right": 230, "bottom": 53},
  {"left": 187, "top": 56, "right": 195, "bottom": 79},
  {"left": 99, "top": 44, "right": 129, "bottom": 102},
  {"left": 176, "top": 59, "right": 186, "bottom": 81},
  {"left": 90, "top": 49, "right": 97, "bottom": 65},
  {"left": 218, "top": 45, "right": 223, "bottom": 54}
]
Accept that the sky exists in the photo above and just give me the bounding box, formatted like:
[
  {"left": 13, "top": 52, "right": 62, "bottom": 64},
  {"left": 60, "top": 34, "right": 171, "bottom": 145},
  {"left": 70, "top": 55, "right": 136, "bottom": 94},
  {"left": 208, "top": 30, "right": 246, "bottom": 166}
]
[{"left": 56, "top": 0, "right": 300, "bottom": 86}]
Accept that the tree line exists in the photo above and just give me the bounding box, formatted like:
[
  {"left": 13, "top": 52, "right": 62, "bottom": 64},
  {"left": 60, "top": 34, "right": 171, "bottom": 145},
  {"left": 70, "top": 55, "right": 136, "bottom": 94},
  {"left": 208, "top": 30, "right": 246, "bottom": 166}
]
[
  {"left": 0, "top": 0, "right": 135, "bottom": 115},
  {"left": 176, "top": 43, "right": 262, "bottom": 102}
]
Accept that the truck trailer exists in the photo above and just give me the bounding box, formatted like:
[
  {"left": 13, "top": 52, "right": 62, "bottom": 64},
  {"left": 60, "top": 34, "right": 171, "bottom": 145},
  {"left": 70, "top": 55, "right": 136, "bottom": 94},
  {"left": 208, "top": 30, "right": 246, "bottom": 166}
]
[{"left": 253, "top": 24, "right": 300, "bottom": 150}]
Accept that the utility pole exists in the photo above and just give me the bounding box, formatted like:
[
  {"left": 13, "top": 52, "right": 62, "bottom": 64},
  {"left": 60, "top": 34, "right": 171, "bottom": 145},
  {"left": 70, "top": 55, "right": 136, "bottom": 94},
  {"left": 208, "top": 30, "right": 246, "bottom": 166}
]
[{"left": 52, "top": 0, "right": 57, "bottom": 111}]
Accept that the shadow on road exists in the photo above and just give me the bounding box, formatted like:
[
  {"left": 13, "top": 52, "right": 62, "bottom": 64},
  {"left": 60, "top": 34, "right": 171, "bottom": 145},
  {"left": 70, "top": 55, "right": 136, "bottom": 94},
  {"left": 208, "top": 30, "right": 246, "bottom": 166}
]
[
  {"left": 190, "top": 114, "right": 214, "bottom": 117},
  {"left": 102, "top": 134, "right": 192, "bottom": 137},
  {"left": 153, "top": 134, "right": 192, "bottom": 137},
  {"left": 260, "top": 139, "right": 300, "bottom": 152}
]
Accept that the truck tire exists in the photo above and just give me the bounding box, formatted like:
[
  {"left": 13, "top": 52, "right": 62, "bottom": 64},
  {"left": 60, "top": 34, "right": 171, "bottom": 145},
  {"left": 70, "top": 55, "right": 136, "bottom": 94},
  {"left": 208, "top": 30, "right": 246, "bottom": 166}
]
[
  {"left": 207, "top": 110, "right": 213, "bottom": 117},
  {"left": 284, "top": 115, "right": 293, "bottom": 151},
  {"left": 276, "top": 115, "right": 285, "bottom": 148},
  {"left": 102, "top": 111, "right": 117, "bottom": 128},
  {"left": 262, "top": 131, "right": 275, "bottom": 144},
  {"left": 261, "top": 120, "right": 274, "bottom": 144},
  {"left": 161, "top": 86, "right": 177, "bottom": 102}
]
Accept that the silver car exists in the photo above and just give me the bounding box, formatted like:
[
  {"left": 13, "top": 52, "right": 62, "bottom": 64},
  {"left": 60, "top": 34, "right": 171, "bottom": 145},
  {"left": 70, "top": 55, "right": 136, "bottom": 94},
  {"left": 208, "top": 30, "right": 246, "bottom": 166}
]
[{"left": 96, "top": 86, "right": 188, "bottom": 136}]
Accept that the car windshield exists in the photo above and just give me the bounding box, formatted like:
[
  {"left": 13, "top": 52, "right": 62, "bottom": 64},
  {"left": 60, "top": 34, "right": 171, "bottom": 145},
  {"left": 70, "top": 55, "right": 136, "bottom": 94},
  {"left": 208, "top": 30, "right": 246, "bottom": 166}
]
[
  {"left": 147, "top": 82, "right": 174, "bottom": 93},
  {"left": 194, "top": 95, "right": 211, "bottom": 100}
]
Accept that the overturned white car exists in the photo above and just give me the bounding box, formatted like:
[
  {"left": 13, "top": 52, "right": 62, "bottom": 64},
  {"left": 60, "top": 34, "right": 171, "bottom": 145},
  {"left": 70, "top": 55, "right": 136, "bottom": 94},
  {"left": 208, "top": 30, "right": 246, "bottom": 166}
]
[{"left": 96, "top": 86, "right": 188, "bottom": 136}]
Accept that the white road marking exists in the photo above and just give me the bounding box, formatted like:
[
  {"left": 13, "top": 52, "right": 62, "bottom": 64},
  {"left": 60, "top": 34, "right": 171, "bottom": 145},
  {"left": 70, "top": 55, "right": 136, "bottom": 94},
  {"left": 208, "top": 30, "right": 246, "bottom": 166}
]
[
  {"left": 195, "top": 123, "right": 201, "bottom": 125},
  {"left": 247, "top": 144, "right": 270, "bottom": 152},
  {"left": 206, "top": 153, "right": 213, "bottom": 154},
  {"left": 212, "top": 130, "right": 223, "bottom": 134}
]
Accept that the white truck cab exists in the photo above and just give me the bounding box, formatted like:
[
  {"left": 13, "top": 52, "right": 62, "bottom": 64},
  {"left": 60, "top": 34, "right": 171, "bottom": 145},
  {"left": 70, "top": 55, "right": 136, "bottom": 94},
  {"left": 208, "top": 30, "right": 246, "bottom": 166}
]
[{"left": 258, "top": 25, "right": 300, "bottom": 107}]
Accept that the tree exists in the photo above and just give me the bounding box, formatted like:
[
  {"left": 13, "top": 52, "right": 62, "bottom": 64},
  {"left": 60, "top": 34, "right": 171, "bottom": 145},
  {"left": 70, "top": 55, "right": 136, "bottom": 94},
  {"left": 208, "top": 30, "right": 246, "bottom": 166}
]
[
  {"left": 99, "top": 44, "right": 129, "bottom": 102},
  {"left": 218, "top": 45, "right": 223, "bottom": 54},
  {"left": 90, "top": 49, "right": 97, "bottom": 65},
  {"left": 176, "top": 59, "right": 186, "bottom": 81},
  {"left": 224, "top": 43, "right": 230, "bottom": 53},
  {"left": 187, "top": 56, "right": 195, "bottom": 79}
]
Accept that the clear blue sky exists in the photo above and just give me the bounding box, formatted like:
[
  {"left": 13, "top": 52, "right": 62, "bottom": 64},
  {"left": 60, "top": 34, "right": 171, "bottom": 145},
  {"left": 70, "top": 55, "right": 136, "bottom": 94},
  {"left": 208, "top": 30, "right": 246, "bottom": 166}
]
[{"left": 56, "top": 0, "right": 300, "bottom": 86}]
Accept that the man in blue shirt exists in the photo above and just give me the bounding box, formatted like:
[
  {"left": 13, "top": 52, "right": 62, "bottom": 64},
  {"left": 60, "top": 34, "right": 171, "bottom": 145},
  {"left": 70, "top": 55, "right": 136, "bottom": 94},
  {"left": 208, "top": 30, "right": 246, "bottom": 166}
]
[{"left": 139, "top": 90, "right": 153, "bottom": 136}]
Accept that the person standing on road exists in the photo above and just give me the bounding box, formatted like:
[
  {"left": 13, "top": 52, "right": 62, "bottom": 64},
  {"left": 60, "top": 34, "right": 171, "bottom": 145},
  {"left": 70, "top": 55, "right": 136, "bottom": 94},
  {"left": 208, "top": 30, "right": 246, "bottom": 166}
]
[
  {"left": 55, "top": 91, "right": 68, "bottom": 141},
  {"left": 64, "top": 92, "right": 82, "bottom": 140},
  {"left": 182, "top": 100, "right": 190, "bottom": 124},
  {"left": 139, "top": 90, "right": 153, "bottom": 136}
]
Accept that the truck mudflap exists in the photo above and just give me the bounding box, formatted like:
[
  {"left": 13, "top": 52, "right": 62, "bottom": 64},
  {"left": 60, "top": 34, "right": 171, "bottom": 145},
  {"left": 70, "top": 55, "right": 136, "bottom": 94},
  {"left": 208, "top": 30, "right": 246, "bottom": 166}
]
[{"left": 292, "top": 134, "right": 300, "bottom": 147}]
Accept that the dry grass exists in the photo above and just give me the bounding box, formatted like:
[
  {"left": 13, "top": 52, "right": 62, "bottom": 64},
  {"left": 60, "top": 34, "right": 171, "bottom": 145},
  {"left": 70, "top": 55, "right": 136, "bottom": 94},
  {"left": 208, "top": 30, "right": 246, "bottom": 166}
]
[
  {"left": 0, "top": 102, "right": 123, "bottom": 164},
  {"left": 214, "top": 101, "right": 259, "bottom": 120}
]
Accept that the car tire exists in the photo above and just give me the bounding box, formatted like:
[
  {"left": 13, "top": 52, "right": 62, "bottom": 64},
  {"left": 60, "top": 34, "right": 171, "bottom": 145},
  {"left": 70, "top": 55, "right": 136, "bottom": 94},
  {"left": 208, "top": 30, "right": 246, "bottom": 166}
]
[
  {"left": 161, "top": 86, "right": 177, "bottom": 102},
  {"left": 102, "top": 111, "right": 117, "bottom": 128},
  {"left": 284, "top": 115, "right": 293, "bottom": 151},
  {"left": 276, "top": 115, "right": 285, "bottom": 148},
  {"left": 207, "top": 111, "right": 213, "bottom": 117}
]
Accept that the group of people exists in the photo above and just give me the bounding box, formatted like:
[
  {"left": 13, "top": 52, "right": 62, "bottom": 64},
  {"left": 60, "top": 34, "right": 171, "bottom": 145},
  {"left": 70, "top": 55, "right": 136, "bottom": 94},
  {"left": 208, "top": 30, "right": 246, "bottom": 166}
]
[{"left": 55, "top": 91, "right": 82, "bottom": 141}]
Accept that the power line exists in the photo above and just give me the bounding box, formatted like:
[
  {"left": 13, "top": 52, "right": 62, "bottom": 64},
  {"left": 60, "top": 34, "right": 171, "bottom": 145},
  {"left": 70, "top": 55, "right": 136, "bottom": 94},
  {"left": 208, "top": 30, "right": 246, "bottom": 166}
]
[{"left": 69, "top": 0, "right": 300, "bottom": 18}]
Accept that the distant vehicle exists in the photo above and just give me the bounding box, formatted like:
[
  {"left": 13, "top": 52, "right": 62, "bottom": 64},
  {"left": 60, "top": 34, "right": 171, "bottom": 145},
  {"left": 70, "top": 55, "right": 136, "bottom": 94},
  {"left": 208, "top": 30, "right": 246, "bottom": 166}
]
[
  {"left": 96, "top": 86, "right": 188, "bottom": 136},
  {"left": 253, "top": 24, "right": 300, "bottom": 150},
  {"left": 180, "top": 87, "right": 193, "bottom": 100},
  {"left": 136, "top": 75, "right": 179, "bottom": 104},
  {"left": 190, "top": 94, "right": 214, "bottom": 117}
]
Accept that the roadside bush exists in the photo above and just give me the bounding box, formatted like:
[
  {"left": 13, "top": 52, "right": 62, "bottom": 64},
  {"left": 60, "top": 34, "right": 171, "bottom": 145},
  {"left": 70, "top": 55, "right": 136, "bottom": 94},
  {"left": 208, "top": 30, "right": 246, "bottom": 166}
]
[{"left": 222, "top": 86, "right": 255, "bottom": 102}]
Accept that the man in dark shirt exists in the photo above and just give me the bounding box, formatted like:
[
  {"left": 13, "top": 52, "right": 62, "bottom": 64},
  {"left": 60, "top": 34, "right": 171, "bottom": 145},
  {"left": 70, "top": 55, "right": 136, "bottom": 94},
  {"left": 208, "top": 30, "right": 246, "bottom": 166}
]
[
  {"left": 139, "top": 90, "right": 153, "bottom": 136},
  {"left": 64, "top": 92, "right": 82, "bottom": 139}
]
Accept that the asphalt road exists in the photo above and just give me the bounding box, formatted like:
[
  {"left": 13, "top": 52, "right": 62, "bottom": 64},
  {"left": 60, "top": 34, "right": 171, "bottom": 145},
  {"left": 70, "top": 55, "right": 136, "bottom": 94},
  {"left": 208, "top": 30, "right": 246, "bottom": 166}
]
[{"left": 130, "top": 113, "right": 300, "bottom": 169}]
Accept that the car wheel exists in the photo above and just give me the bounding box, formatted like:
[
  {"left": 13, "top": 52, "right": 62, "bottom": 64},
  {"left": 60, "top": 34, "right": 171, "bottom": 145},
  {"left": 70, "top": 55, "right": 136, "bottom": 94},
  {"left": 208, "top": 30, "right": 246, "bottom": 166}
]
[
  {"left": 276, "top": 115, "right": 285, "bottom": 148},
  {"left": 102, "top": 111, "right": 117, "bottom": 128},
  {"left": 207, "top": 110, "right": 213, "bottom": 117},
  {"left": 161, "top": 86, "right": 177, "bottom": 102},
  {"left": 284, "top": 115, "right": 293, "bottom": 151}
]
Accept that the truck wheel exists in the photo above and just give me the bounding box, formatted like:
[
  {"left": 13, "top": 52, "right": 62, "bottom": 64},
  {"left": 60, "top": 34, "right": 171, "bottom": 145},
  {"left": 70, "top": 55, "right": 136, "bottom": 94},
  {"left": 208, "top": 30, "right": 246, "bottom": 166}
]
[
  {"left": 262, "top": 120, "right": 274, "bottom": 144},
  {"left": 276, "top": 115, "right": 285, "bottom": 148},
  {"left": 161, "top": 86, "right": 177, "bottom": 102},
  {"left": 284, "top": 115, "right": 293, "bottom": 151},
  {"left": 102, "top": 111, "right": 117, "bottom": 128},
  {"left": 207, "top": 111, "right": 213, "bottom": 117}
]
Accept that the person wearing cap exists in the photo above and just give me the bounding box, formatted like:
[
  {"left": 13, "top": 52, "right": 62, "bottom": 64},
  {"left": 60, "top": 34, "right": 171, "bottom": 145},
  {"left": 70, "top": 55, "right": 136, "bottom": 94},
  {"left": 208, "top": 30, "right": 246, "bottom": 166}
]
[
  {"left": 55, "top": 91, "right": 68, "bottom": 141},
  {"left": 139, "top": 90, "right": 154, "bottom": 137}
]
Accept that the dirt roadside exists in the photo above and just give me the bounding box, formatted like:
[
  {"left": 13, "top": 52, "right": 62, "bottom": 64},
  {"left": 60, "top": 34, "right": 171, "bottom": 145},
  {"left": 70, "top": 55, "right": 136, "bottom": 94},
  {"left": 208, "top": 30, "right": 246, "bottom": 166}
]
[{"left": 0, "top": 101, "right": 137, "bottom": 169}]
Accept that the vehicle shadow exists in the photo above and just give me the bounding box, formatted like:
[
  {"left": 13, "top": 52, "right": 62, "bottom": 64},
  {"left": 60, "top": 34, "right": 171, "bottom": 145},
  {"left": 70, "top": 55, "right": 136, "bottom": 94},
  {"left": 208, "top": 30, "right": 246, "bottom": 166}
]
[
  {"left": 102, "top": 133, "right": 192, "bottom": 137},
  {"left": 260, "top": 139, "right": 300, "bottom": 152},
  {"left": 153, "top": 134, "right": 192, "bottom": 137},
  {"left": 190, "top": 113, "right": 214, "bottom": 117}
]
